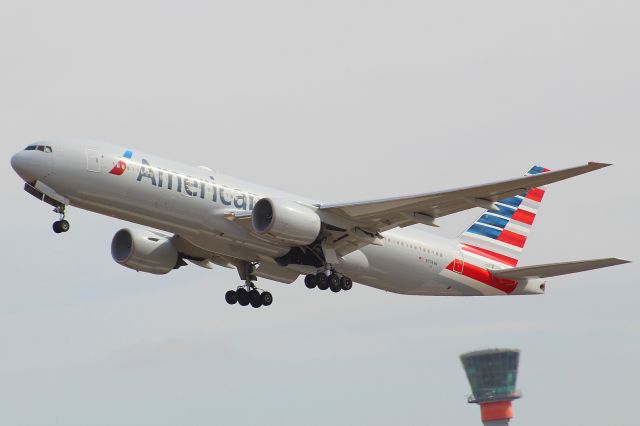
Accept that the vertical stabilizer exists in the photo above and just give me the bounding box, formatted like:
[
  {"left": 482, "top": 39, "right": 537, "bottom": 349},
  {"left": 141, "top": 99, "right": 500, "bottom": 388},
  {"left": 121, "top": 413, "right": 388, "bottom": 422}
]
[{"left": 459, "top": 166, "right": 549, "bottom": 268}]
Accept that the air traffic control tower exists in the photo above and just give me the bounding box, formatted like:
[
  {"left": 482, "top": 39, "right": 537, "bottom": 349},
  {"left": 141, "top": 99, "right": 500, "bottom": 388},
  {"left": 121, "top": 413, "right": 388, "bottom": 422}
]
[{"left": 460, "top": 349, "right": 522, "bottom": 426}]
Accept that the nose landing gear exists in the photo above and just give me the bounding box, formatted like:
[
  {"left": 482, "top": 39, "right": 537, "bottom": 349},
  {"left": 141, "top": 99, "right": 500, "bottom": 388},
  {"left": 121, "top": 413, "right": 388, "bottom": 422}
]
[{"left": 52, "top": 206, "right": 70, "bottom": 234}]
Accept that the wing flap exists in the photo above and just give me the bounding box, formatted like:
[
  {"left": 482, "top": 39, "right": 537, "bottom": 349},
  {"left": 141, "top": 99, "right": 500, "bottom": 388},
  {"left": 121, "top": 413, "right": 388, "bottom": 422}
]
[{"left": 490, "top": 258, "right": 630, "bottom": 279}]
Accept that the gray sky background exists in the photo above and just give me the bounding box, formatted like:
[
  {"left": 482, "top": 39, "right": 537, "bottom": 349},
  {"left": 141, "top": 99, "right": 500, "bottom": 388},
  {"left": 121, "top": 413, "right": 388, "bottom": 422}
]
[{"left": 1, "top": 1, "right": 638, "bottom": 425}]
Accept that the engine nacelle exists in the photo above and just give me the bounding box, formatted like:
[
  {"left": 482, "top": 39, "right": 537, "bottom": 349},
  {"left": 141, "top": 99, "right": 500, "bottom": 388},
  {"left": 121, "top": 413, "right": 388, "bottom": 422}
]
[
  {"left": 111, "top": 228, "right": 180, "bottom": 275},
  {"left": 252, "top": 198, "right": 322, "bottom": 246}
]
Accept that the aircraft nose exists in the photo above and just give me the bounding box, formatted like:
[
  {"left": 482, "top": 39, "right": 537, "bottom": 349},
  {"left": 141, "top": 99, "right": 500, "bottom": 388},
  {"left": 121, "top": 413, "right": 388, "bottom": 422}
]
[{"left": 10, "top": 151, "right": 36, "bottom": 182}]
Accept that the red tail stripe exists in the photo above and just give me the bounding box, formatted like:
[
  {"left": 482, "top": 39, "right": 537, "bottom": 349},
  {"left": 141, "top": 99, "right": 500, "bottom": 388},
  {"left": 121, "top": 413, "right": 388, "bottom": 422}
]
[
  {"left": 511, "top": 209, "right": 535, "bottom": 225},
  {"left": 525, "top": 187, "right": 545, "bottom": 202},
  {"left": 446, "top": 260, "right": 518, "bottom": 294},
  {"left": 497, "top": 229, "right": 527, "bottom": 248},
  {"left": 461, "top": 244, "right": 518, "bottom": 267}
]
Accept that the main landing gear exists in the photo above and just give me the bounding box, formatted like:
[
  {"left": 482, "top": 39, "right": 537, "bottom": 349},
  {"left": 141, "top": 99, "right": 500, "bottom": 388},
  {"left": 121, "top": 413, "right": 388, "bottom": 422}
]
[
  {"left": 225, "top": 261, "right": 273, "bottom": 308},
  {"left": 225, "top": 286, "right": 273, "bottom": 309},
  {"left": 304, "top": 271, "right": 353, "bottom": 293},
  {"left": 52, "top": 205, "right": 70, "bottom": 234}
]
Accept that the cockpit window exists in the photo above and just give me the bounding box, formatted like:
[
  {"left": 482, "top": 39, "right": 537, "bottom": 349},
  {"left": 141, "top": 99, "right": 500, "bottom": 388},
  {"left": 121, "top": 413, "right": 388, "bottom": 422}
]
[{"left": 25, "top": 144, "right": 52, "bottom": 153}]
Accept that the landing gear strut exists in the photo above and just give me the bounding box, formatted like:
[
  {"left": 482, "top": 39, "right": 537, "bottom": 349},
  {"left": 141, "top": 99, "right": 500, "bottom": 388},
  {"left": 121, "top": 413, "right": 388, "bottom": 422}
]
[
  {"left": 52, "top": 205, "right": 70, "bottom": 234},
  {"left": 225, "top": 261, "right": 273, "bottom": 308}
]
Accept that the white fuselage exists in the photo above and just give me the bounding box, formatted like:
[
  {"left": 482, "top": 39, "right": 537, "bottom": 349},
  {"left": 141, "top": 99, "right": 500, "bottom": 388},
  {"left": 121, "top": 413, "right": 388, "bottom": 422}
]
[{"left": 11, "top": 140, "right": 539, "bottom": 297}]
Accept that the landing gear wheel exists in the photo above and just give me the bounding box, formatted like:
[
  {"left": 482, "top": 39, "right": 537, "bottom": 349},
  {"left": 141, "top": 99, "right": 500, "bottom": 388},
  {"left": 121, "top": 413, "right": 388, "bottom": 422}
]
[
  {"left": 340, "top": 276, "right": 353, "bottom": 291},
  {"left": 304, "top": 274, "right": 317, "bottom": 289},
  {"left": 329, "top": 274, "right": 341, "bottom": 292},
  {"left": 249, "top": 289, "right": 262, "bottom": 308},
  {"left": 52, "top": 219, "right": 70, "bottom": 233},
  {"left": 225, "top": 290, "right": 238, "bottom": 305},
  {"left": 316, "top": 272, "right": 329, "bottom": 290},
  {"left": 261, "top": 291, "right": 273, "bottom": 306},
  {"left": 58, "top": 220, "right": 70, "bottom": 232},
  {"left": 236, "top": 288, "right": 249, "bottom": 306}
]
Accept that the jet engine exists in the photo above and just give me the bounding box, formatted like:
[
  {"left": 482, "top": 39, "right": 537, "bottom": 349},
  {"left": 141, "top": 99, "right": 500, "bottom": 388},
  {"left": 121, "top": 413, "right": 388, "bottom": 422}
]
[
  {"left": 252, "top": 198, "right": 322, "bottom": 246},
  {"left": 111, "top": 228, "right": 181, "bottom": 274}
]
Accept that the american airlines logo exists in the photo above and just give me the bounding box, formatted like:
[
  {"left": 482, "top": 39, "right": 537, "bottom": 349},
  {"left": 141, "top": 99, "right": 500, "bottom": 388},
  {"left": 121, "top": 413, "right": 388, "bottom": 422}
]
[
  {"left": 135, "top": 157, "right": 260, "bottom": 210},
  {"left": 109, "top": 150, "right": 133, "bottom": 175}
]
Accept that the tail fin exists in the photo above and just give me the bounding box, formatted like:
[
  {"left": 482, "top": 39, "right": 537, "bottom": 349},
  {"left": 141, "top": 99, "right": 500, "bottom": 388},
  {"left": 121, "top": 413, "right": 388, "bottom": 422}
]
[{"left": 458, "top": 166, "right": 550, "bottom": 268}]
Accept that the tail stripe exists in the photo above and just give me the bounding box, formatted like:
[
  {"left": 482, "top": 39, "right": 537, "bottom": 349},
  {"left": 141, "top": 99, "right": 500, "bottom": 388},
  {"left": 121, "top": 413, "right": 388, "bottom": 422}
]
[
  {"left": 498, "top": 196, "right": 524, "bottom": 208},
  {"left": 512, "top": 209, "right": 535, "bottom": 225},
  {"left": 460, "top": 244, "right": 519, "bottom": 267},
  {"left": 459, "top": 164, "right": 550, "bottom": 267},
  {"left": 463, "top": 233, "right": 523, "bottom": 255},
  {"left": 489, "top": 204, "right": 518, "bottom": 219},
  {"left": 496, "top": 229, "right": 527, "bottom": 248},
  {"left": 528, "top": 166, "right": 550, "bottom": 174},
  {"left": 467, "top": 224, "right": 502, "bottom": 239},
  {"left": 525, "top": 188, "right": 545, "bottom": 202},
  {"left": 477, "top": 214, "right": 510, "bottom": 228},
  {"left": 504, "top": 221, "right": 531, "bottom": 235}
]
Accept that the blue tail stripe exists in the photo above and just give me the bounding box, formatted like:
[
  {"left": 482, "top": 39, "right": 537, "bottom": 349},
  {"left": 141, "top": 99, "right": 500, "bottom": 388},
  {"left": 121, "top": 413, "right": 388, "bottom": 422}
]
[
  {"left": 497, "top": 196, "right": 523, "bottom": 208},
  {"left": 467, "top": 223, "right": 501, "bottom": 239},
  {"left": 488, "top": 204, "right": 516, "bottom": 219},
  {"left": 477, "top": 214, "right": 509, "bottom": 229}
]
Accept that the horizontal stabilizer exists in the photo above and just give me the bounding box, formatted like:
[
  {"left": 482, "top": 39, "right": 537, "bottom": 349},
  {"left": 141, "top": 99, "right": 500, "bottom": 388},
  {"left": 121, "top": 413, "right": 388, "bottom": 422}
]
[{"left": 490, "top": 258, "right": 630, "bottom": 279}]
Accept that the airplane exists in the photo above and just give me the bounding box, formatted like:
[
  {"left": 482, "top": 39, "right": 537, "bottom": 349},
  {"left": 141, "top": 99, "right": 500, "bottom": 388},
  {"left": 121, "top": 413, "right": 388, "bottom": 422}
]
[{"left": 10, "top": 140, "right": 629, "bottom": 308}]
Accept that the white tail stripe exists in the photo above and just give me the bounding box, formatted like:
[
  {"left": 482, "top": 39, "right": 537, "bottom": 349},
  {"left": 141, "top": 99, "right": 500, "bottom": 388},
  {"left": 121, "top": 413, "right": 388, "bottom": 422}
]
[{"left": 459, "top": 233, "right": 523, "bottom": 255}]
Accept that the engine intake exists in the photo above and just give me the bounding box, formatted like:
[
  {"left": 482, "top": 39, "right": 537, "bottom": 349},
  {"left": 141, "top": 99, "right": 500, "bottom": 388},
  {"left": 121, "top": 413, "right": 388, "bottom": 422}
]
[
  {"left": 111, "top": 228, "right": 181, "bottom": 274},
  {"left": 252, "top": 198, "right": 321, "bottom": 246}
]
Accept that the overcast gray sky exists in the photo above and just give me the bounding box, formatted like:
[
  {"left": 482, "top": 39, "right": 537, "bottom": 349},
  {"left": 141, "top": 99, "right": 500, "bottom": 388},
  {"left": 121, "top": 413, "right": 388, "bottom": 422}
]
[{"left": 1, "top": 1, "right": 638, "bottom": 425}]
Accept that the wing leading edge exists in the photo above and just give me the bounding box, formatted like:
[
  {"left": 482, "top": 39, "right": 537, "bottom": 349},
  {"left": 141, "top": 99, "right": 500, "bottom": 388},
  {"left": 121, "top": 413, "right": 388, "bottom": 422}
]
[{"left": 320, "top": 162, "right": 610, "bottom": 233}]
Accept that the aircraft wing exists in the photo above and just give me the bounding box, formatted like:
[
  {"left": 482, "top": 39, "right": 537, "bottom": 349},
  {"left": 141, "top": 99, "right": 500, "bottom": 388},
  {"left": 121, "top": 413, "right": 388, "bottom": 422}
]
[
  {"left": 490, "top": 258, "right": 630, "bottom": 279},
  {"left": 320, "top": 162, "right": 609, "bottom": 233}
]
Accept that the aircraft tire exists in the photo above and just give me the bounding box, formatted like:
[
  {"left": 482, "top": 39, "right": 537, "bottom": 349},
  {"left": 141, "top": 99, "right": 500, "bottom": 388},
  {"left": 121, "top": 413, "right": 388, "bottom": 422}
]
[
  {"left": 59, "top": 220, "right": 70, "bottom": 232},
  {"left": 261, "top": 292, "right": 273, "bottom": 306},
  {"left": 316, "top": 273, "right": 328, "bottom": 290},
  {"left": 329, "top": 274, "right": 341, "bottom": 292},
  {"left": 52, "top": 221, "right": 62, "bottom": 233},
  {"left": 249, "top": 289, "right": 261, "bottom": 305},
  {"left": 237, "top": 288, "right": 250, "bottom": 306},
  {"left": 304, "top": 274, "right": 316, "bottom": 289},
  {"left": 340, "top": 276, "right": 353, "bottom": 291},
  {"left": 225, "top": 290, "right": 237, "bottom": 305}
]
